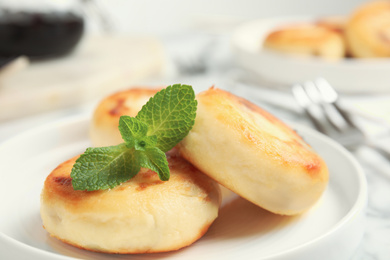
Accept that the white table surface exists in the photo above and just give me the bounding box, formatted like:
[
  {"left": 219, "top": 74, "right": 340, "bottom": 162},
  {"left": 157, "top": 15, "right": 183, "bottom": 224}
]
[{"left": 1, "top": 31, "right": 390, "bottom": 259}]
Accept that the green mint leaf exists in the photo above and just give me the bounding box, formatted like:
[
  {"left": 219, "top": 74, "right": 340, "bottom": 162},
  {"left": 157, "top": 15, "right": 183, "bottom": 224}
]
[
  {"left": 136, "top": 84, "right": 197, "bottom": 152},
  {"left": 71, "top": 84, "right": 197, "bottom": 190},
  {"left": 71, "top": 143, "right": 140, "bottom": 191},
  {"left": 138, "top": 147, "right": 170, "bottom": 181},
  {"left": 135, "top": 135, "right": 157, "bottom": 151},
  {"left": 118, "top": 116, "right": 157, "bottom": 150}
]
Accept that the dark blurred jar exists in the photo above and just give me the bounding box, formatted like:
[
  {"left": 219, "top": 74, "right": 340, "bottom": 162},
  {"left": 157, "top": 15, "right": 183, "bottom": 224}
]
[{"left": 0, "top": 1, "right": 84, "bottom": 59}]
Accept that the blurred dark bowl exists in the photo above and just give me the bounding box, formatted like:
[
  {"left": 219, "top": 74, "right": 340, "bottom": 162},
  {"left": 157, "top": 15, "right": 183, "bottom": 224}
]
[{"left": 0, "top": 9, "right": 84, "bottom": 59}]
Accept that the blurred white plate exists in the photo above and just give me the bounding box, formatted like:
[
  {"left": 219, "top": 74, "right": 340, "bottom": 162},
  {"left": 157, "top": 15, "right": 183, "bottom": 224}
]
[
  {"left": 0, "top": 115, "right": 366, "bottom": 260},
  {"left": 232, "top": 16, "right": 390, "bottom": 93}
]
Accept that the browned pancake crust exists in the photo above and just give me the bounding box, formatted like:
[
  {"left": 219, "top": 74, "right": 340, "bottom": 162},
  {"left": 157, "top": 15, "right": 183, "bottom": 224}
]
[
  {"left": 90, "top": 87, "right": 161, "bottom": 147},
  {"left": 263, "top": 23, "right": 346, "bottom": 59},
  {"left": 179, "top": 87, "right": 329, "bottom": 215},
  {"left": 41, "top": 149, "right": 220, "bottom": 253},
  {"left": 94, "top": 88, "right": 161, "bottom": 123},
  {"left": 199, "top": 88, "right": 324, "bottom": 176}
]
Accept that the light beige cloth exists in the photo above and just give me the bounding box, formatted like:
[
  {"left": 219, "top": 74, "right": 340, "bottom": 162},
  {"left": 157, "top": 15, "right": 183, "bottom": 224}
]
[{"left": 0, "top": 35, "right": 165, "bottom": 121}]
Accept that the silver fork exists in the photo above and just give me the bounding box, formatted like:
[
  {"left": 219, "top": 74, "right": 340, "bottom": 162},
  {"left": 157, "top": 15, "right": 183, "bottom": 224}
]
[{"left": 292, "top": 78, "right": 390, "bottom": 159}]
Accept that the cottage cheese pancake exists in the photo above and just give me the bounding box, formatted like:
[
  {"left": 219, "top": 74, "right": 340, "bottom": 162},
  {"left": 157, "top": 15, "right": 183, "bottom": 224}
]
[
  {"left": 90, "top": 87, "right": 160, "bottom": 147},
  {"left": 179, "top": 88, "right": 329, "bottom": 215},
  {"left": 263, "top": 23, "right": 346, "bottom": 59},
  {"left": 40, "top": 149, "right": 221, "bottom": 254},
  {"left": 345, "top": 0, "right": 390, "bottom": 58}
]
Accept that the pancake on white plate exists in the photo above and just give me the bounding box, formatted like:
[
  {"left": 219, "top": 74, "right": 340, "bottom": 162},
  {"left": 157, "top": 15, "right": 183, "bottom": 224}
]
[
  {"left": 179, "top": 87, "right": 329, "bottom": 216},
  {"left": 40, "top": 149, "right": 221, "bottom": 254},
  {"left": 263, "top": 22, "right": 346, "bottom": 60},
  {"left": 90, "top": 87, "right": 161, "bottom": 147}
]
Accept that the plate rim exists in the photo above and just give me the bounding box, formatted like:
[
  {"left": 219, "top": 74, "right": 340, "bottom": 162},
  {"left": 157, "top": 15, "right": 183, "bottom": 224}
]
[
  {"left": 0, "top": 114, "right": 367, "bottom": 259},
  {"left": 263, "top": 120, "right": 367, "bottom": 258}
]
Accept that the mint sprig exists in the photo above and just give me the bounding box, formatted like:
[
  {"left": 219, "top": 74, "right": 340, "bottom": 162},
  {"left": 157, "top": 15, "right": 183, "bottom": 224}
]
[
  {"left": 71, "top": 84, "right": 197, "bottom": 191},
  {"left": 136, "top": 84, "right": 198, "bottom": 152},
  {"left": 71, "top": 144, "right": 141, "bottom": 191}
]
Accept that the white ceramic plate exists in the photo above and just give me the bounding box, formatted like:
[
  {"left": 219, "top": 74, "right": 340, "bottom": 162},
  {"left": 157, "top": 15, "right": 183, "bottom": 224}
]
[
  {"left": 232, "top": 16, "right": 390, "bottom": 93},
  {"left": 0, "top": 115, "right": 366, "bottom": 260}
]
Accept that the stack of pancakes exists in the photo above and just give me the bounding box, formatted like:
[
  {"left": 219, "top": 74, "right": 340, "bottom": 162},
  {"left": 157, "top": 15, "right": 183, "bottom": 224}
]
[{"left": 41, "top": 87, "right": 329, "bottom": 254}]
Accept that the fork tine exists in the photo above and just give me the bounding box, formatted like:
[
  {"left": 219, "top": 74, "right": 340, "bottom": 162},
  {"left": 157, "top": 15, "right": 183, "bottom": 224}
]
[
  {"left": 292, "top": 84, "right": 312, "bottom": 108},
  {"left": 306, "top": 80, "right": 349, "bottom": 132},
  {"left": 293, "top": 79, "right": 390, "bottom": 157},
  {"left": 315, "top": 78, "right": 363, "bottom": 133},
  {"left": 296, "top": 81, "right": 345, "bottom": 133},
  {"left": 292, "top": 84, "right": 328, "bottom": 134},
  {"left": 293, "top": 80, "right": 363, "bottom": 147},
  {"left": 315, "top": 78, "right": 338, "bottom": 103}
]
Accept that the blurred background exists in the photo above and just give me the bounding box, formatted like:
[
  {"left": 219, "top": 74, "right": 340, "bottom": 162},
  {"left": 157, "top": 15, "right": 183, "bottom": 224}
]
[
  {"left": 2, "top": 0, "right": 388, "bottom": 137},
  {"left": 0, "top": 0, "right": 377, "bottom": 123},
  {"left": 85, "top": 0, "right": 368, "bottom": 34}
]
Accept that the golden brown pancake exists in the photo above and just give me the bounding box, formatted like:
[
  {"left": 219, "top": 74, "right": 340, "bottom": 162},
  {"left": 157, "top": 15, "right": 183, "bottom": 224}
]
[
  {"left": 345, "top": 0, "right": 390, "bottom": 58},
  {"left": 316, "top": 15, "right": 352, "bottom": 56},
  {"left": 178, "top": 88, "right": 329, "bottom": 215},
  {"left": 263, "top": 23, "right": 346, "bottom": 59},
  {"left": 316, "top": 15, "right": 348, "bottom": 35},
  {"left": 90, "top": 87, "right": 161, "bottom": 147},
  {"left": 40, "top": 149, "right": 221, "bottom": 254}
]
